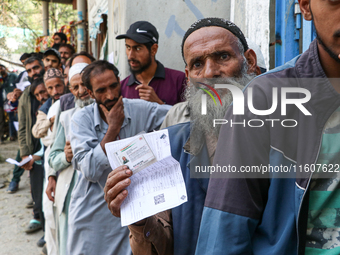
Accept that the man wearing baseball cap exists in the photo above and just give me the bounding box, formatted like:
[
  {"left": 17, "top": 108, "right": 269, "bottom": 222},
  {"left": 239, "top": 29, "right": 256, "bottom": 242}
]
[
  {"left": 116, "top": 21, "right": 186, "bottom": 105},
  {"left": 43, "top": 48, "right": 62, "bottom": 72}
]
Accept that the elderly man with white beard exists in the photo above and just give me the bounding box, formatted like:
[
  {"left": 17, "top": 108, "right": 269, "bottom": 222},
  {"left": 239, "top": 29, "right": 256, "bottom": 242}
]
[
  {"left": 104, "top": 18, "right": 258, "bottom": 255},
  {"left": 47, "top": 63, "right": 94, "bottom": 255}
]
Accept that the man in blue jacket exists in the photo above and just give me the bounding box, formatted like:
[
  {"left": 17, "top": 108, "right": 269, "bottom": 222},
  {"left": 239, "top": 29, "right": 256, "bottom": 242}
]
[
  {"left": 104, "top": 18, "right": 258, "bottom": 255},
  {"left": 196, "top": 0, "right": 340, "bottom": 254}
]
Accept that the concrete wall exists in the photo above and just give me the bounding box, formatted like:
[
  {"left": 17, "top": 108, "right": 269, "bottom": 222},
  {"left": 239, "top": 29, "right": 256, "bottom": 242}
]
[
  {"left": 231, "top": 0, "right": 271, "bottom": 70},
  {"left": 107, "top": 0, "right": 231, "bottom": 79},
  {"left": 105, "top": 0, "right": 271, "bottom": 79}
]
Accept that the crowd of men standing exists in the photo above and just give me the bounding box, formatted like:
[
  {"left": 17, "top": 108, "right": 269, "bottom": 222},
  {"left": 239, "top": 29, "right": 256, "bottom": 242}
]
[{"left": 1, "top": 1, "right": 340, "bottom": 254}]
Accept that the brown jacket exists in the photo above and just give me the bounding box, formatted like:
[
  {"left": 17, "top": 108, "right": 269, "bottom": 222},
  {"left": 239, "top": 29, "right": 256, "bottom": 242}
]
[
  {"left": 128, "top": 210, "right": 173, "bottom": 255},
  {"left": 18, "top": 86, "right": 34, "bottom": 157}
]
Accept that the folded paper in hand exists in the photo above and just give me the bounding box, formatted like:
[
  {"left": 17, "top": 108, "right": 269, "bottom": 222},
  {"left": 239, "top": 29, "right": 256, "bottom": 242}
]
[
  {"left": 6, "top": 155, "right": 33, "bottom": 166},
  {"left": 105, "top": 129, "right": 188, "bottom": 226}
]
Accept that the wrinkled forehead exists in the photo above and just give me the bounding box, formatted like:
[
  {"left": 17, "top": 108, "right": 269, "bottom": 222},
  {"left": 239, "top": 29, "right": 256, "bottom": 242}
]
[
  {"left": 59, "top": 47, "right": 71, "bottom": 53},
  {"left": 183, "top": 27, "right": 240, "bottom": 62},
  {"left": 45, "top": 77, "right": 64, "bottom": 87},
  {"left": 70, "top": 73, "right": 83, "bottom": 86}
]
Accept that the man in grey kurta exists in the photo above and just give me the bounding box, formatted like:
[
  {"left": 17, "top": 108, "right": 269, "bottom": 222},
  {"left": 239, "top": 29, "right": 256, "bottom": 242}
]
[
  {"left": 48, "top": 63, "right": 93, "bottom": 255},
  {"left": 68, "top": 60, "right": 171, "bottom": 255}
]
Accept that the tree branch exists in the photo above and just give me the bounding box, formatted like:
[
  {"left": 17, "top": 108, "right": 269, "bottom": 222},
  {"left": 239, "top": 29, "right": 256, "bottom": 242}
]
[{"left": 5, "top": 4, "right": 39, "bottom": 38}]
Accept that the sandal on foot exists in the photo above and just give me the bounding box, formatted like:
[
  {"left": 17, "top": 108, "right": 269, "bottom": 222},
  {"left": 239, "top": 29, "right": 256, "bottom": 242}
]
[{"left": 25, "top": 219, "right": 42, "bottom": 233}]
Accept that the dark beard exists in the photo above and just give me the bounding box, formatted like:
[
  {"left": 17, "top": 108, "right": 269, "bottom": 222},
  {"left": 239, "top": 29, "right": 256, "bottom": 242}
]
[
  {"left": 316, "top": 33, "right": 340, "bottom": 64},
  {"left": 28, "top": 69, "right": 45, "bottom": 83},
  {"left": 310, "top": 5, "right": 340, "bottom": 64},
  {"left": 129, "top": 54, "right": 152, "bottom": 75},
  {"left": 97, "top": 91, "right": 121, "bottom": 111}
]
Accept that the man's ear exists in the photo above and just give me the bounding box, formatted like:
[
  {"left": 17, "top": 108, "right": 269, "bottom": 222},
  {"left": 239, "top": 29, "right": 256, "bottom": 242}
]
[
  {"left": 88, "top": 88, "right": 95, "bottom": 99},
  {"left": 185, "top": 65, "right": 189, "bottom": 82},
  {"left": 299, "top": 0, "right": 312, "bottom": 21},
  {"left": 244, "top": 49, "right": 257, "bottom": 74},
  {"left": 151, "top": 44, "right": 158, "bottom": 57}
]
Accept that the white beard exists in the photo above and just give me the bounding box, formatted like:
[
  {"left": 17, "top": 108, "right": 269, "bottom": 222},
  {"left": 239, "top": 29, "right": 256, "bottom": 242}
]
[
  {"left": 186, "top": 68, "right": 256, "bottom": 150},
  {"left": 74, "top": 97, "right": 95, "bottom": 108}
]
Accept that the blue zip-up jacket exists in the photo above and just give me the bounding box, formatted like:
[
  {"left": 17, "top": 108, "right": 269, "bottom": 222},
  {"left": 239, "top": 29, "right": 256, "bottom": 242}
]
[
  {"left": 196, "top": 39, "right": 340, "bottom": 255},
  {"left": 168, "top": 122, "right": 210, "bottom": 255}
]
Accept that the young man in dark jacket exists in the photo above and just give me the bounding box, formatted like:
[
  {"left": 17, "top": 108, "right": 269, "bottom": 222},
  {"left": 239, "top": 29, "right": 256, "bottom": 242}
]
[{"left": 197, "top": 1, "right": 340, "bottom": 254}]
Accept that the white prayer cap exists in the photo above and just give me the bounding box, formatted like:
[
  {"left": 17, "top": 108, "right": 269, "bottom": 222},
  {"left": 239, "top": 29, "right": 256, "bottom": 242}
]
[
  {"left": 246, "top": 38, "right": 266, "bottom": 71},
  {"left": 69, "top": 63, "right": 88, "bottom": 82}
]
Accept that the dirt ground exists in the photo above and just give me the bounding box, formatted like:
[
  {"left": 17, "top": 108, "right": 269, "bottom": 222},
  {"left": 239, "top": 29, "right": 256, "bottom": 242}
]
[{"left": 0, "top": 140, "right": 42, "bottom": 255}]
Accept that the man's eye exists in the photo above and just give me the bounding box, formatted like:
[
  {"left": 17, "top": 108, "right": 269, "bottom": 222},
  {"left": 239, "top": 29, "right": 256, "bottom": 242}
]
[
  {"left": 193, "top": 62, "right": 201, "bottom": 68},
  {"left": 220, "top": 54, "right": 228, "bottom": 60},
  {"left": 136, "top": 47, "right": 141, "bottom": 51}
]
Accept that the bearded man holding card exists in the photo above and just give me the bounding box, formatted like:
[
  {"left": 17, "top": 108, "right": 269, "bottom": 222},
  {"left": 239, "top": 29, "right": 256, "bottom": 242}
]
[{"left": 68, "top": 60, "right": 170, "bottom": 255}]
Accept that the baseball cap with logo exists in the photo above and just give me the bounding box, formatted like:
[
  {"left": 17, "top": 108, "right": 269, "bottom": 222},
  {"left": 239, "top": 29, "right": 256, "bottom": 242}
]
[{"left": 116, "top": 21, "right": 159, "bottom": 44}]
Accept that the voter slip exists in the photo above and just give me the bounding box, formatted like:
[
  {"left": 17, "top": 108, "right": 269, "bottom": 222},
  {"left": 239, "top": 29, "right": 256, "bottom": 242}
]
[{"left": 105, "top": 130, "right": 188, "bottom": 226}]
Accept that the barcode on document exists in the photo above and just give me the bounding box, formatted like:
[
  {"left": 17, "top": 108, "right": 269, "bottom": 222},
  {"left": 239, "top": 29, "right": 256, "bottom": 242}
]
[{"left": 154, "top": 194, "right": 165, "bottom": 205}]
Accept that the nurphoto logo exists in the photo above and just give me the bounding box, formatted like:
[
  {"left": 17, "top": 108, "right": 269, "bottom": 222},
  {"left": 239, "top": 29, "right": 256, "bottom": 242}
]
[{"left": 199, "top": 83, "right": 312, "bottom": 128}]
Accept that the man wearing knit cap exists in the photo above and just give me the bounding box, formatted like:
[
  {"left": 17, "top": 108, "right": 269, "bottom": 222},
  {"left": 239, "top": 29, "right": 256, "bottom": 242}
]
[
  {"left": 116, "top": 21, "right": 186, "bottom": 105},
  {"left": 47, "top": 63, "right": 94, "bottom": 255},
  {"left": 29, "top": 67, "right": 66, "bottom": 255},
  {"left": 32, "top": 68, "right": 66, "bottom": 139},
  {"left": 104, "top": 18, "right": 258, "bottom": 255}
]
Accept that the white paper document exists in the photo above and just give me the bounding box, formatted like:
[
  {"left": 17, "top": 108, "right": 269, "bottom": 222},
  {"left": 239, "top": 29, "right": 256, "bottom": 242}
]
[
  {"left": 16, "top": 81, "right": 30, "bottom": 91},
  {"left": 114, "top": 135, "right": 156, "bottom": 174},
  {"left": 13, "top": 121, "right": 19, "bottom": 132},
  {"left": 6, "top": 155, "right": 32, "bottom": 166},
  {"left": 105, "top": 130, "right": 188, "bottom": 226},
  {"left": 108, "top": 52, "right": 114, "bottom": 64}
]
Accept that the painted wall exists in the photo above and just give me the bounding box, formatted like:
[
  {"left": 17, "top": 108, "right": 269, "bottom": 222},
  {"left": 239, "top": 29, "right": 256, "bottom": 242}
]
[
  {"left": 231, "top": 0, "right": 270, "bottom": 70},
  {"left": 105, "top": 0, "right": 271, "bottom": 78},
  {"left": 107, "top": 0, "right": 231, "bottom": 79}
]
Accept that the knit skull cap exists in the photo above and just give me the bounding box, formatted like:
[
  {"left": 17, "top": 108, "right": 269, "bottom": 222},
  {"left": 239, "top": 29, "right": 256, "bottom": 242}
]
[
  {"left": 69, "top": 63, "right": 88, "bottom": 82},
  {"left": 181, "top": 18, "right": 249, "bottom": 63},
  {"left": 43, "top": 68, "right": 64, "bottom": 82}
]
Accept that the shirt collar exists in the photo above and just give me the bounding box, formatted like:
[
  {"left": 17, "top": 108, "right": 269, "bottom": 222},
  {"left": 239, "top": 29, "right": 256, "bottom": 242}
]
[
  {"left": 121, "top": 98, "right": 131, "bottom": 128},
  {"left": 126, "top": 61, "right": 166, "bottom": 86},
  {"left": 94, "top": 102, "right": 105, "bottom": 131}
]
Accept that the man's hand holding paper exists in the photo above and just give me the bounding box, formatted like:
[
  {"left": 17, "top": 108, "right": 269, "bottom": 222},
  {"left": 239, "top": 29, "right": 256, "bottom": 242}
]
[
  {"left": 104, "top": 165, "right": 132, "bottom": 218},
  {"left": 104, "top": 130, "right": 188, "bottom": 226}
]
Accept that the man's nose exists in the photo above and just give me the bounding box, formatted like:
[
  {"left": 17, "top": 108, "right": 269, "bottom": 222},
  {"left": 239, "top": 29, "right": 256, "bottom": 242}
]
[
  {"left": 128, "top": 49, "right": 135, "bottom": 59},
  {"left": 203, "top": 59, "right": 222, "bottom": 79},
  {"left": 79, "top": 85, "right": 86, "bottom": 95},
  {"left": 106, "top": 90, "right": 115, "bottom": 100}
]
